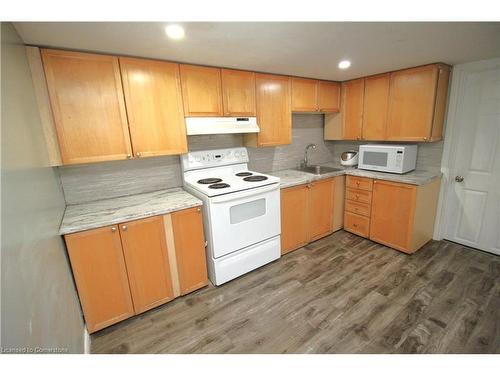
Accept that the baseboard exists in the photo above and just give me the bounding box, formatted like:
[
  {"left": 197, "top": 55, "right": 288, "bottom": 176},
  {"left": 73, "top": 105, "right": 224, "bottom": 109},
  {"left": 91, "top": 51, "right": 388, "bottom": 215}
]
[{"left": 83, "top": 327, "right": 91, "bottom": 354}]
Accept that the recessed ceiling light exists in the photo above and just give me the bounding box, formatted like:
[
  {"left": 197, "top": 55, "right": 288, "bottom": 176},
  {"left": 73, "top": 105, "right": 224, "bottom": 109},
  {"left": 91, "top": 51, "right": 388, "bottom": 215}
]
[
  {"left": 338, "top": 60, "right": 351, "bottom": 70},
  {"left": 165, "top": 24, "right": 185, "bottom": 40}
]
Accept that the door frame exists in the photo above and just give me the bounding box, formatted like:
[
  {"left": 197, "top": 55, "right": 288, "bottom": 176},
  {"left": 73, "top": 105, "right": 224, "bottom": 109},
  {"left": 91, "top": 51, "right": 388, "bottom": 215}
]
[{"left": 434, "top": 57, "right": 500, "bottom": 241}]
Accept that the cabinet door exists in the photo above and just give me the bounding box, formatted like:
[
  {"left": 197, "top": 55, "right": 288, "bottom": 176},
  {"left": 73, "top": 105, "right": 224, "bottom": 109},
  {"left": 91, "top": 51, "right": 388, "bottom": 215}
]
[
  {"left": 221, "top": 69, "right": 256, "bottom": 116},
  {"left": 281, "top": 184, "right": 309, "bottom": 254},
  {"left": 318, "top": 81, "right": 340, "bottom": 112},
  {"left": 180, "top": 64, "right": 223, "bottom": 116},
  {"left": 119, "top": 216, "right": 174, "bottom": 314},
  {"left": 342, "top": 78, "right": 364, "bottom": 140},
  {"left": 308, "top": 178, "right": 335, "bottom": 241},
  {"left": 370, "top": 180, "right": 417, "bottom": 251},
  {"left": 41, "top": 49, "right": 132, "bottom": 165},
  {"left": 65, "top": 226, "right": 134, "bottom": 333},
  {"left": 120, "top": 57, "right": 187, "bottom": 158},
  {"left": 386, "top": 65, "right": 439, "bottom": 141},
  {"left": 362, "top": 73, "right": 390, "bottom": 140},
  {"left": 291, "top": 78, "right": 318, "bottom": 112},
  {"left": 247, "top": 73, "right": 291, "bottom": 146},
  {"left": 171, "top": 207, "right": 208, "bottom": 295}
]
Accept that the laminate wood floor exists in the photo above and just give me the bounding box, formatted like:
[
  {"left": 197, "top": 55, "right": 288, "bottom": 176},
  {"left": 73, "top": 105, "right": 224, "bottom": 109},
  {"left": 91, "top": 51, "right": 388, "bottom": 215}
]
[{"left": 91, "top": 230, "right": 500, "bottom": 354}]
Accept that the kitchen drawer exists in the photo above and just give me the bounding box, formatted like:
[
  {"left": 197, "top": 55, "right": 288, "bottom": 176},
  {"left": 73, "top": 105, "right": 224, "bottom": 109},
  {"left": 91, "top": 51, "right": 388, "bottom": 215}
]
[
  {"left": 345, "top": 200, "right": 371, "bottom": 217},
  {"left": 346, "top": 176, "right": 373, "bottom": 191},
  {"left": 344, "top": 211, "right": 370, "bottom": 238},
  {"left": 346, "top": 188, "right": 372, "bottom": 204}
]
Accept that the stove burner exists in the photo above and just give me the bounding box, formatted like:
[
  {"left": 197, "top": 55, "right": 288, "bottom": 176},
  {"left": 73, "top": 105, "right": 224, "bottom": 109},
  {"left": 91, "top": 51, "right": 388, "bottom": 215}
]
[
  {"left": 236, "top": 172, "right": 253, "bottom": 177},
  {"left": 198, "top": 178, "right": 222, "bottom": 184},
  {"left": 243, "top": 175, "right": 268, "bottom": 182},
  {"left": 208, "top": 183, "right": 230, "bottom": 189}
]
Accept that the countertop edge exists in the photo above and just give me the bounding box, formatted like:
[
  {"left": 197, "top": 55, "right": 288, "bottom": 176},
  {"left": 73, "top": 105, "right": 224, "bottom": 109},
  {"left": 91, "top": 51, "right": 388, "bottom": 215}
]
[
  {"left": 59, "top": 189, "right": 202, "bottom": 236},
  {"left": 273, "top": 168, "right": 442, "bottom": 189}
]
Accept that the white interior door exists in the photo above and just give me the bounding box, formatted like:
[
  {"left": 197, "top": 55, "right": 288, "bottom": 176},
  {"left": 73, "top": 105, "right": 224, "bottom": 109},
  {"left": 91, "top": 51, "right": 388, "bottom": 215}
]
[{"left": 442, "top": 58, "right": 500, "bottom": 255}]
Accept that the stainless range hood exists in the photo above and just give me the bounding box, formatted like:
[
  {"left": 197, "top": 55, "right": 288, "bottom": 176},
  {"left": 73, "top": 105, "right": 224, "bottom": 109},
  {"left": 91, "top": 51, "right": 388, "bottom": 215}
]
[{"left": 185, "top": 117, "right": 260, "bottom": 135}]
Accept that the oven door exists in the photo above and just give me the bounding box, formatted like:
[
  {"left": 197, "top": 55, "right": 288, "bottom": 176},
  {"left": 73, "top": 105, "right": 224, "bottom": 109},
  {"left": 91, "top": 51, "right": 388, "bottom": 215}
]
[{"left": 207, "top": 183, "right": 280, "bottom": 259}]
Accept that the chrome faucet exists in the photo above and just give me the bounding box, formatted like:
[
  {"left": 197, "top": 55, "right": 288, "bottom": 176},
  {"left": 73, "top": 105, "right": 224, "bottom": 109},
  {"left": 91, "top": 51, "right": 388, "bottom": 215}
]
[{"left": 302, "top": 144, "right": 317, "bottom": 168}]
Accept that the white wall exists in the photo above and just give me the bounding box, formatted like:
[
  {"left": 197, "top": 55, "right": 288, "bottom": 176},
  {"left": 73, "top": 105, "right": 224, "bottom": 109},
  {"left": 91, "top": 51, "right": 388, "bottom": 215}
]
[{"left": 1, "top": 22, "right": 85, "bottom": 353}]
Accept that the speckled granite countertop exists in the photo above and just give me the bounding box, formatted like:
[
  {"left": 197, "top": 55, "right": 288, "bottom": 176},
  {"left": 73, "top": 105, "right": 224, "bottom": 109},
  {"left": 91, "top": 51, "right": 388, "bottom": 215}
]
[
  {"left": 60, "top": 188, "right": 202, "bottom": 235},
  {"left": 271, "top": 163, "right": 441, "bottom": 189}
]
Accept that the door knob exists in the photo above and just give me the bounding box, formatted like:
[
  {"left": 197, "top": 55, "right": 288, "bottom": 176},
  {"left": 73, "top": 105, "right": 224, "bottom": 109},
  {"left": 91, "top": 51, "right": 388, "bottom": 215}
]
[{"left": 455, "top": 175, "right": 464, "bottom": 183}]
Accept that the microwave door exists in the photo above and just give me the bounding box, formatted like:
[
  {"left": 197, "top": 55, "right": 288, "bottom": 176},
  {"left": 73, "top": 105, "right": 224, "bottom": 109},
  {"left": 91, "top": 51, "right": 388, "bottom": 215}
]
[{"left": 363, "top": 151, "right": 389, "bottom": 168}]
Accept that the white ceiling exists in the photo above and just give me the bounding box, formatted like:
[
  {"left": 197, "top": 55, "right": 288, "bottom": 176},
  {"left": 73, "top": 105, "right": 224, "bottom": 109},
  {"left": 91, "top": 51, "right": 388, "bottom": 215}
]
[{"left": 13, "top": 22, "right": 500, "bottom": 81}]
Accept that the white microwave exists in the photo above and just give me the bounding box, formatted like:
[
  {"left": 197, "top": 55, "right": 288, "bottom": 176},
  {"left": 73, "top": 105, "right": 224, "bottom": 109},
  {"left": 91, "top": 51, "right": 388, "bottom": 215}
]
[{"left": 358, "top": 144, "right": 418, "bottom": 174}]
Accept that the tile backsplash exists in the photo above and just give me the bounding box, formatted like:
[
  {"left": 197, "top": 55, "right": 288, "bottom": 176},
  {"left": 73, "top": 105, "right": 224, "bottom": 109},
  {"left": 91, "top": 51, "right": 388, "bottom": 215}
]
[{"left": 58, "top": 114, "right": 443, "bottom": 205}]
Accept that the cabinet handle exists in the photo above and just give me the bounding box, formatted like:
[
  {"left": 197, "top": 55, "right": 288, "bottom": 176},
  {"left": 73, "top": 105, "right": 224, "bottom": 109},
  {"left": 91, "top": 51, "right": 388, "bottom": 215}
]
[
  {"left": 126, "top": 154, "right": 132, "bottom": 159},
  {"left": 423, "top": 137, "right": 428, "bottom": 141},
  {"left": 111, "top": 227, "right": 117, "bottom": 232},
  {"left": 355, "top": 194, "right": 359, "bottom": 199},
  {"left": 121, "top": 225, "right": 128, "bottom": 231},
  {"left": 197, "top": 207, "right": 201, "bottom": 212},
  {"left": 353, "top": 223, "right": 358, "bottom": 227},
  {"left": 136, "top": 152, "right": 142, "bottom": 157}
]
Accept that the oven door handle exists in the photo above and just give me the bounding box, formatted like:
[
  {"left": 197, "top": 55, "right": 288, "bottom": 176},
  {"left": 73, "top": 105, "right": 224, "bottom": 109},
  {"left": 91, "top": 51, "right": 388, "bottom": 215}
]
[{"left": 210, "top": 183, "right": 279, "bottom": 204}]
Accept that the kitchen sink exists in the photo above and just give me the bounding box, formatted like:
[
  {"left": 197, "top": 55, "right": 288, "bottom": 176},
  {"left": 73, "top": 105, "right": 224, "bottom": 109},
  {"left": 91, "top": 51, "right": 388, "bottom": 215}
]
[{"left": 295, "top": 165, "right": 344, "bottom": 175}]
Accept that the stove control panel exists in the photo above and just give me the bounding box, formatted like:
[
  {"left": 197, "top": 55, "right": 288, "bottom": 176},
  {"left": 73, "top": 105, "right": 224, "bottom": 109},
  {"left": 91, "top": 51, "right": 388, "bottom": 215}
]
[{"left": 181, "top": 147, "right": 249, "bottom": 171}]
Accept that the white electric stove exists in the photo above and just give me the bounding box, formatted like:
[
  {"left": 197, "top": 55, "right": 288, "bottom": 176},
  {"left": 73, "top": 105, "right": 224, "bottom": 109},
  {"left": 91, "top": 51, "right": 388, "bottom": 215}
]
[{"left": 181, "top": 147, "right": 281, "bottom": 286}]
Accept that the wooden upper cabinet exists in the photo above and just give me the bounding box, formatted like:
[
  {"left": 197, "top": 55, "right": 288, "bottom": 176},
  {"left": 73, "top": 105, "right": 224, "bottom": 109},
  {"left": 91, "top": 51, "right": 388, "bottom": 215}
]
[
  {"left": 245, "top": 73, "right": 291, "bottom": 147},
  {"left": 119, "top": 216, "right": 174, "bottom": 314},
  {"left": 292, "top": 79, "right": 340, "bottom": 113},
  {"left": 281, "top": 184, "right": 310, "bottom": 255},
  {"left": 292, "top": 78, "right": 318, "bottom": 112},
  {"left": 221, "top": 69, "right": 256, "bottom": 116},
  {"left": 362, "top": 73, "right": 390, "bottom": 140},
  {"left": 386, "top": 64, "right": 450, "bottom": 142},
  {"left": 342, "top": 78, "right": 365, "bottom": 140},
  {"left": 41, "top": 49, "right": 132, "bottom": 165},
  {"left": 65, "top": 226, "right": 135, "bottom": 333},
  {"left": 369, "top": 180, "right": 416, "bottom": 251},
  {"left": 318, "top": 81, "right": 340, "bottom": 112},
  {"left": 179, "top": 64, "right": 223, "bottom": 116},
  {"left": 119, "top": 58, "right": 187, "bottom": 158},
  {"left": 308, "top": 178, "right": 335, "bottom": 241},
  {"left": 171, "top": 207, "right": 208, "bottom": 295}
]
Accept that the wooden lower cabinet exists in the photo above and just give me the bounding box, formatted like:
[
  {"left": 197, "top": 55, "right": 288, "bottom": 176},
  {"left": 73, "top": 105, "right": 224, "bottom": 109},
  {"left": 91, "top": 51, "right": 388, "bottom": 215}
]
[
  {"left": 344, "top": 176, "right": 441, "bottom": 253},
  {"left": 64, "top": 207, "right": 207, "bottom": 333},
  {"left": 281, "top": 177, "right": 340, "bottom": 255},
  {"left": 344, "top": 211, "right": 370, "bottom": 237},
  {"left": 309, "top": 178, "right": 335, "bottom": 241},
  {"left": 171, "top": 207, "right": 208, "bottom": 295},
  {"left": 65, "top": 225, "right": 135, "bottom": 333},
  {"left": 119, "top": 216, "right": 174, "bottom": 314},
  {"left": 281, "top": 184, "right": 310, "bottom": 255},
  {"left": 344, "top": 176, "right": 373, "bottom": 237},
  {"left": 370, "top": 179, "right": 441, "bottom": 253}
]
